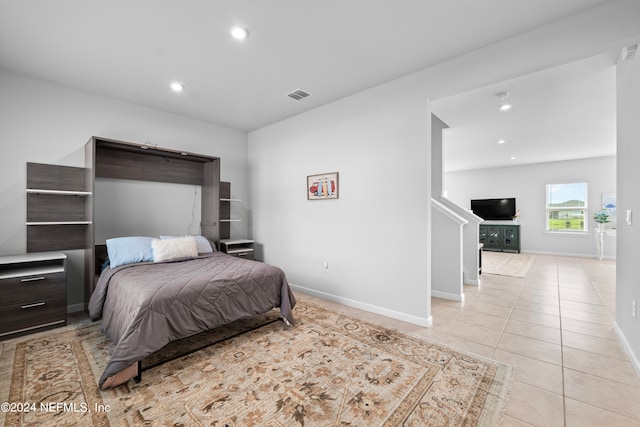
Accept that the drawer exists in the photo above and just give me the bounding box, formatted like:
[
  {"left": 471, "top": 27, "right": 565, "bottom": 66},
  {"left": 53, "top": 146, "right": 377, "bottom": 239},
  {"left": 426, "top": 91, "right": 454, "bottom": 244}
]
[
  {"left": 0, "top": 272, "right": 66, "bottom": 307},
  {"left": 0, "top": 297, "right": 67, "bottom": 337},
  {"left": 232, "top": 251, "right": 255, "bottom": 260}
]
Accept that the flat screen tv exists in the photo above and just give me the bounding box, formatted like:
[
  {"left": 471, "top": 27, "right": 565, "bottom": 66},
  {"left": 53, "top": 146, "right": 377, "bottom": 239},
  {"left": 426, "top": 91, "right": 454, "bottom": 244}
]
[{"left": 470, "top": 198, "right": 516, "bottom": 220}]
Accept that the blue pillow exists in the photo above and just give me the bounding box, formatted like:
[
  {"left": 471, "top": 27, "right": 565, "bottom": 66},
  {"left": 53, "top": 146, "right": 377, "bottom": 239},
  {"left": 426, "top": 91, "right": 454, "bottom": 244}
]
[{"left": 106, "top": 236, "right": 155, "bottom": 268}]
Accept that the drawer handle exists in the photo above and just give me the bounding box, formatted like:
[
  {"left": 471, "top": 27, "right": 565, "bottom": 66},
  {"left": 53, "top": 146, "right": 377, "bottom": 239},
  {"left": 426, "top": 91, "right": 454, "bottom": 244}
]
[
  {"left": 21, "top": 276, "right": 46, "bottom": 283},
  {"left": 21, "top": 302, "right": 46, "bottom": 309}
]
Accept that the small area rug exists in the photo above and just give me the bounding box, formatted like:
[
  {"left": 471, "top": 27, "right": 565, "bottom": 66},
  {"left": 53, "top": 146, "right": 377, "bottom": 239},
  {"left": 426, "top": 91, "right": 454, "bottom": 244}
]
[
  {"left": 1, "top": 302, "right": 512, "bottom": 426},
  {"left": 482, "top": 251, "right": 535, "bottom": 278}
]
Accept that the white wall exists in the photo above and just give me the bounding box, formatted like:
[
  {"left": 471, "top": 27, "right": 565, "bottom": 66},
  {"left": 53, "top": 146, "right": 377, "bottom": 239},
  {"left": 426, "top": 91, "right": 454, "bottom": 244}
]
[
  {"left": 248, "top": 1, "right": 640, "bottom": 327},
  {"left": 248, "top": 84, "right": 433, "bottom": 326},
  {"left": 445, "top": 156, "right": 616, "bottom": 258},
  {"left": 94, "top": 179, "right": 204, "bottom": 243},
  {"left": 0, "top": 70, "right": 248, "bottom": 309},
  {"left": 431, "top": 115, "right": 448, "bottom": 197},
  {"left": 431, "top": 199, "right": 466, "bottom": 301},
  {"left": 616, "top": 46, "right": 640, "bottom": 374}
]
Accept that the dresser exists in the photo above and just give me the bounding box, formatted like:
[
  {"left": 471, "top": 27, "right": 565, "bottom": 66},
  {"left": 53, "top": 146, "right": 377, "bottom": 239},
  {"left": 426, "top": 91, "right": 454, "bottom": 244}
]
[
  {"left": 478, "top": 224, "right": 521, "bottom": 253},
  {"left": 0, "top": 252, "right": 67, "bottom": 339},
  {"left": 220, "top": 239, "right": 255, "bottom": 260}
]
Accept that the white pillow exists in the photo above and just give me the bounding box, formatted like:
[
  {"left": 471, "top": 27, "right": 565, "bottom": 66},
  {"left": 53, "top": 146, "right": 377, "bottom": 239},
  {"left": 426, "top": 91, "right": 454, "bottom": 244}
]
[
  {"left": 152, "top": 236, "right": 198, "bottom": 262},
  {"left": 159, "top": 235, "right": 215, "bottom": 253}
]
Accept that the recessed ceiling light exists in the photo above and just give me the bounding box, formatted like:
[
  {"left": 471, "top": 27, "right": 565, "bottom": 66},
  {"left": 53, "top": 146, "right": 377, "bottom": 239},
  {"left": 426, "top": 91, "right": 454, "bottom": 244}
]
[
  {"left": 495, "top": 91, "right": 512, "bottom": 111},
  {"left": 170, "top": 82, "right": 185, "bottom": 92},
  {"left": 509, "top": 156, "right": 517, "bottom": 160},
  {"left": 495, "top": 91, "right": 509, "bottom": 100},
  {"left": 497, "top": 139, "right": 506, "bottom": 144},
  {"left": 230, "top": 26, "right": 249, "bottom": 40}
]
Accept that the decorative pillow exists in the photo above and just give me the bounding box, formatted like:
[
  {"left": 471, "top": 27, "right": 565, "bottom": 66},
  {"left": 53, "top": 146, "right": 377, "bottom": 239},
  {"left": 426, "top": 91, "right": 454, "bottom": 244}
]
[
  {"left": 159, "top": 235, "right": 215, "bottom": 253},
  {"left": 106, "top": 236, "right": 155, "bottom": 269},
  {"left": 152, "top": 236, "right": 198, "bottom": 262}
]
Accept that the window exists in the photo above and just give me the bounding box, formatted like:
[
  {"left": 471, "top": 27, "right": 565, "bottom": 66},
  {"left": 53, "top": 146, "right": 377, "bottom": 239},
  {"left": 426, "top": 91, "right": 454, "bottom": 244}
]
[{"left": 546, "top": 182, "right": 588, "bottom": 232}]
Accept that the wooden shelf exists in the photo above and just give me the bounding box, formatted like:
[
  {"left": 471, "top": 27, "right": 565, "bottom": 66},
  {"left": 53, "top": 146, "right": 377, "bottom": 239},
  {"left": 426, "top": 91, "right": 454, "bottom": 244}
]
[
  {"left": 220, "top": 239, "right": 255, "bottom": 259},
  {"left": 220, "top": 181, "right": 237, "bottom": 239},
  {"left": 26, "top": 189, "right": 92, "bottom": 196},
  {"left": 224, "top": 247, "right": 255, "bottom": 254},
  {"left": 26, "top": 163, "right": 92, "bottom": 253},
  {"left": 26, "top": 221, "right": 92, "bottom": 225},
  {"left": 0, "top": 252, "right": 67, "bottom": 279},
  {"left": 221, "top": 239, "right": 254, "bottom": 245},
  {"left": 219, "top": 183, "right": 256, "bottom": 259}
]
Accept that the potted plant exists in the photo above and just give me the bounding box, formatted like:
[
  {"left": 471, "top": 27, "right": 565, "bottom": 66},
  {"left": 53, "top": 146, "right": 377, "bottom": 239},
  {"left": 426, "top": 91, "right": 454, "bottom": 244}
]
[
  {"left": 512, "top": 209, "right": 520, "bottom": 224},
  {"left": 593, "top": 210, "right": 610, "bottom": 231}
]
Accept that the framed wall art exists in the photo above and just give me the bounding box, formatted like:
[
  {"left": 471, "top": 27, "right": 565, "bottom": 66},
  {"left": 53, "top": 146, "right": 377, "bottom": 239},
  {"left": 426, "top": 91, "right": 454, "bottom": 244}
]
[
  {"left": 602, "top": 192, "right": 616, "bottom": 227},
  {"left": 307, "top": 172, "right": 339, "bottom": 200}
]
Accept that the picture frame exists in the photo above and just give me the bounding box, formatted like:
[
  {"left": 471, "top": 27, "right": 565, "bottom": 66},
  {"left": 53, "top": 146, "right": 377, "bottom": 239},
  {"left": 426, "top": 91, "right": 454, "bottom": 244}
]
[
  {"left": 307, "top": 172, "right": 339, "bottom": 200},
  {"left": 602, "top": 192, "right": 616, "bottom": 227}
]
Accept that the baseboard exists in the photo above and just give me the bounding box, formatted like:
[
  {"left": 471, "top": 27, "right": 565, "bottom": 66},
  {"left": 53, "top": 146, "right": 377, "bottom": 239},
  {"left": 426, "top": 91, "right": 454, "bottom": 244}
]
[
  {"left": 431, "top": 290, "right": 465, "bottom": 302},
  {"left": 289, "top": 283, "right": 433, "bottom": 327},
  {"left": 613, "top": 321, "right": 640, "bottom": 378},
  {"left": 67, "top": 303, "right": 84, "bottom": 314},
  {"left": 462, "top": 269, "right": 480, "bottom": 286},
  {"left": 522, "top": 249, "right": 616, "bottom": 260}
]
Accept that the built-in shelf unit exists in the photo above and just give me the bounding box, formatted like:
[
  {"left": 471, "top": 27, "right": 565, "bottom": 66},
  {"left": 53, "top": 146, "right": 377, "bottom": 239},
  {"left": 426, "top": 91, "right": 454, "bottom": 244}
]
[
  {"left": 26, "top": 162, "right": 92, "bottom": 252},
  {"left": 219, "top": 181, "right": 254, "bottom": 259},
  {"left": 220, "top": 181, "right": 239, "bottom": 239}
]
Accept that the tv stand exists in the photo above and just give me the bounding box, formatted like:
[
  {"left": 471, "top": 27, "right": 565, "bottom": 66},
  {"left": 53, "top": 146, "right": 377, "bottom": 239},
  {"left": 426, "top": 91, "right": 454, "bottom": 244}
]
[{"left": 479, "top": 224, "right": 520, "bottom": 253}]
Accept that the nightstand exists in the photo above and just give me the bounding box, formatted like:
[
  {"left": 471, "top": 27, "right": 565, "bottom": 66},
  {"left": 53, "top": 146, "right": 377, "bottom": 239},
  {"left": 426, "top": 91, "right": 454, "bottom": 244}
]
[
  {"left": 220, "top": 239, "right": 255, "bottom": 260},
  {"left": 0, "top": 252, "right": 67, "bottom": 340}
]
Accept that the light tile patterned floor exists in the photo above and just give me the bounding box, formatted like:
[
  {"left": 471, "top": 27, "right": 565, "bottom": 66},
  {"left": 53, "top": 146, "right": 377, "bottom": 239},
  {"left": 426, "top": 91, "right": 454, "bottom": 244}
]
[{"left": 297, "top": 254, "right": 640, "bottom": 427}]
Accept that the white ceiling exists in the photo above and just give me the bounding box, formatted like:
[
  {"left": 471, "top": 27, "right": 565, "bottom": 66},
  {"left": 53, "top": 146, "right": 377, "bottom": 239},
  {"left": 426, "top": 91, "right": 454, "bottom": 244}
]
[
  {"left": 432, "top": 52, "right": 618, "bottom": 172},
  {"left": 0, "top": 0, "right": 613, "bottom": 135}
]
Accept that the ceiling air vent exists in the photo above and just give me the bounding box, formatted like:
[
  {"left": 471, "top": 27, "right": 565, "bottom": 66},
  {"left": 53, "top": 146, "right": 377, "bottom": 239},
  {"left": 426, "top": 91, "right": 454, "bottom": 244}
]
[
  {"left": 286, "top": 89, "right": 311, "bottom": 101},
  {"left": 622, "top": 44, "right": 637, "bottom": 61}
]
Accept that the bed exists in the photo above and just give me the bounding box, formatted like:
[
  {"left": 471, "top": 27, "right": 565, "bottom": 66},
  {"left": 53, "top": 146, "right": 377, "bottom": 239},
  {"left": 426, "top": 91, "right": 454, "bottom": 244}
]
[{"left": 88, "top": 237, "right": 296, "bottom": 390}]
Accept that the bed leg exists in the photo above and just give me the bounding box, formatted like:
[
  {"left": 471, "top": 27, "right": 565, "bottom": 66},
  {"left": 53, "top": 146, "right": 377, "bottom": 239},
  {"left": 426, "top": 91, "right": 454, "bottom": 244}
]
[{"left": 134, "top": 360, "right": 142, "bottom": 383}]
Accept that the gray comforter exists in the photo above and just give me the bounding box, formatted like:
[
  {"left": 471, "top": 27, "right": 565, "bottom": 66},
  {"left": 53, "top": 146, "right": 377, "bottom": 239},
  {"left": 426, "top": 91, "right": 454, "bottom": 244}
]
[{"left": 88, "top": 252, "right": 296, "bottom": 388}]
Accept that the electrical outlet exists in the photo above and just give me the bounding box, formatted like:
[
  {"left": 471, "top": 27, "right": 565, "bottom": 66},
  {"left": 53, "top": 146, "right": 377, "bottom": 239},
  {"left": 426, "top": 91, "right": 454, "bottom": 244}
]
[
  {"left": 633, "top": 300, "right": 637, "bottom": 318},
  {"left": 322, "top": 261, "right": 329, "bottom": 270},
  {"left": 626, "top": 209, "right": 632, "bottom": 226}
]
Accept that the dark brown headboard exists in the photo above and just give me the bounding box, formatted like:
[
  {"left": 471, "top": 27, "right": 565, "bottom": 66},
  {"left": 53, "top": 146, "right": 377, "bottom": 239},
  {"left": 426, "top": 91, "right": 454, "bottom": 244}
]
[{"left": 95, "top": 244, "right": 108, "bottom": 275}]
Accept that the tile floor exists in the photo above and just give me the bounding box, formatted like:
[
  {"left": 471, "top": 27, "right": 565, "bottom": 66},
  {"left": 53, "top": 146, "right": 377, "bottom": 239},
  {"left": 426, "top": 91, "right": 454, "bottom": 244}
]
[{"left": 296, "top": 254, "right": 640, "bottom": 427}]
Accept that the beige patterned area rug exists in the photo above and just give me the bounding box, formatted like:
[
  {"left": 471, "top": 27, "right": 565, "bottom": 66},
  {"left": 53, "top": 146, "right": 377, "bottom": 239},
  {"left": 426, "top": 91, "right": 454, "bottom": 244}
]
[
  {"left": 1, "top": 302, "right": 513, "bottom": 426},
  {"left": 482, "top": 251, "right": 535, "bottom": 278}
]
